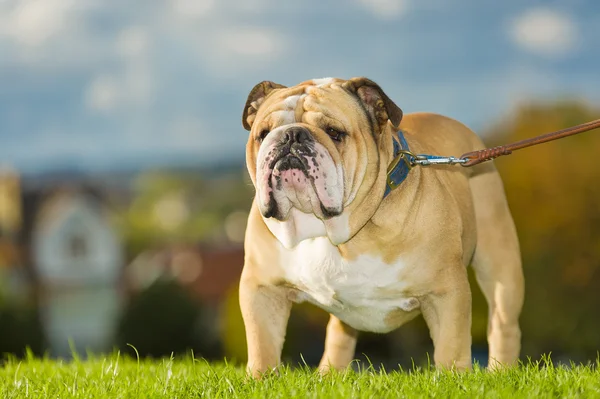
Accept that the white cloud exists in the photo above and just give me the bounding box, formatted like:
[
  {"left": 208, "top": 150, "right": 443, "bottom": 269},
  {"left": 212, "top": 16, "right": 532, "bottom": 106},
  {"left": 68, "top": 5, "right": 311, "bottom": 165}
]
[
  {"left": 116, "top": 26, "right": 151, "bottom": 60},
  {"left": 84, "top": 25, "right": 155, "bottom": 113},
  {"left": 169, "top": 0, "right": 271, "bottom": 20},
  {"left": 125, "top": 66, "right": 155, "bottom": 105},
  {"left": 84, "top": 65, "right": 155, "bottom": 113},
  {"left": 2, "top": 0, "right": 594, "bottom": 175},
  {"left": 159, "top": 2, "right": 288, "bottom": 78},
  {"left": 170, "top": 0, "right": 215, "bottom": 19},
  {"left": 174, "top": 25, "right": 286, "bottom": 77},
  {"left": 356, "top": 0, "right": 408, "bottom": 20},
  {"left": 0, "top": 0, "right": 93, "bottom": 47},
  {"left": 232, "top": 0, "right": 272, "bottom": 14},
  {"left": 219, "top": 27, "right": 281, "bottom": 57},
  {"left": 510, "top": 8, "right": 578, "bottom": 57},
  {"left": 0, "top": 0, "right": 112, "bottom": 70},
  {"left": 85, "top": 75, "right": 120, "bottom": 112}
]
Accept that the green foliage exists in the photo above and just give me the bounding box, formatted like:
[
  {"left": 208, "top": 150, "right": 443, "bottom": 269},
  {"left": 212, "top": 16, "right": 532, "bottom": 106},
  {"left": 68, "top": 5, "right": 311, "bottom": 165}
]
[
  {"left": 484, "top": 99, "right": 600, "bottom": 360},
  {"left": 115, "top": 280, "right": 221, "bottom": 360},
  {"left": 0, "top": 354, "right": 599, "bottom": 398},
  {"left": 221, "top": 284, "right": 247, "bottom": 364},
  {"left": 0, "top": 303, "right": 45, "bottom": 358},
  {"left": 116, "top": 170, "right": 254, "bottom": 256}
]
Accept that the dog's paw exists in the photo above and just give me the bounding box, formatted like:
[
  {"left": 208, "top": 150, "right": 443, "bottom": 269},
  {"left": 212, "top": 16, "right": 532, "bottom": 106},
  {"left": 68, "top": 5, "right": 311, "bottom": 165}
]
[{"left": 246, "top": 364, "right": 282, "bottom": 380}]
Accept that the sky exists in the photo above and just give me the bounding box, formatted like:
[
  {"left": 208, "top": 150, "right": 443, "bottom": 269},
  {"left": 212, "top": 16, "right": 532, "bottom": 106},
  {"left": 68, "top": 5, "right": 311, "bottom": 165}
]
[{"left": 0, "top": 0, "right": 599, "bottom": 175}]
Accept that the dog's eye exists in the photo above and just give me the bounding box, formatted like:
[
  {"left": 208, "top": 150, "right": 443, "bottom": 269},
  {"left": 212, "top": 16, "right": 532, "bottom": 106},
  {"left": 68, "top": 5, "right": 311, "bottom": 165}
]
[
  {"left": 325, "top": 127, "right": 346, "bottom": 142},
  {"left": 258, "top": 129, "right": 270, "bottom": 142}
]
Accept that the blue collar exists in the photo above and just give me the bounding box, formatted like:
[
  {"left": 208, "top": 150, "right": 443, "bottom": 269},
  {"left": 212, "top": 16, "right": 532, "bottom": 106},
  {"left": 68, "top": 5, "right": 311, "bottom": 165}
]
[
  {"left": 384, "top": 130, "right": 413, "bottom": 198},
  {"left": 384, "top": 131, "right": 465, "bottom": 197}
]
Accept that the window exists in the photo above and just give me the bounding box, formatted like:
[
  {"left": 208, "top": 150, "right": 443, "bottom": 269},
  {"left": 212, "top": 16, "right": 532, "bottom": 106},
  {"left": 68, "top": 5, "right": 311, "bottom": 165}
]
[{"left": 68, "top": 234, "right": 88, "bottom": 259}]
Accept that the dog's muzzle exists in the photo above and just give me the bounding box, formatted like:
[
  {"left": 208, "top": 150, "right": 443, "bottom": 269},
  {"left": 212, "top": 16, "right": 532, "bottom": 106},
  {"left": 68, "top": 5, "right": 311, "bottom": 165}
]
[
  {"left": 256, "top": 125, "right": 343, "bottom": 221},
  {"left": 269, "top": 126, "right": 315, "bottom": 170}
]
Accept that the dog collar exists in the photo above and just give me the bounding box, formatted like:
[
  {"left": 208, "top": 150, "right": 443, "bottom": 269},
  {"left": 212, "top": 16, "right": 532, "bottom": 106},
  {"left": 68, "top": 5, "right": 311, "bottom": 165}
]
[{"left": 384, "top": 130, "right": 414, "bottom": 198}]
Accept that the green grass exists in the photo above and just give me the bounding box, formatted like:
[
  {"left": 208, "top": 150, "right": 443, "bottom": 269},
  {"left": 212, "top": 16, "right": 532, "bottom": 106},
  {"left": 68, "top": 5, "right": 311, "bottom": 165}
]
[{"left": 1, "top": 353, "right": 599, "bottom": 398}]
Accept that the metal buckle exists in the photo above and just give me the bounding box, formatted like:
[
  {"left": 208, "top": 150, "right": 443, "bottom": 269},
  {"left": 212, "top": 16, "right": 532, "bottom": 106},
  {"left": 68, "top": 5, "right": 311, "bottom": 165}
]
[
  {"left": 386, "top": 174, "right": 402, "bottom": 191},
  {"left": 412, "top": 155, "right": 468, "bottom": 166},
  {"left": 386, "top": 150, "right": 416, "bottom": 191}
]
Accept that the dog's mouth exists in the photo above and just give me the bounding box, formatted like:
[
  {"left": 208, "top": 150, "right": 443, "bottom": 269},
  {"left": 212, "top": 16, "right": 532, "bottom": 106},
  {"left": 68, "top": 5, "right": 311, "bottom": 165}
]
[
  {"left": 272, "top": 154, "right": 307, "bottom": 173},
  {"left": 267, "top": 139, "right": 314, "bottom": 169}
]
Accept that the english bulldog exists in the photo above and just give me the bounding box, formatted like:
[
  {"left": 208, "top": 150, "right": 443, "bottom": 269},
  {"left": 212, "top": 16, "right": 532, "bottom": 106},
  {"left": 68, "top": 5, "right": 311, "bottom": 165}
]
[{"left": 239, "top": 77, "right": 524, "bottom": 377}]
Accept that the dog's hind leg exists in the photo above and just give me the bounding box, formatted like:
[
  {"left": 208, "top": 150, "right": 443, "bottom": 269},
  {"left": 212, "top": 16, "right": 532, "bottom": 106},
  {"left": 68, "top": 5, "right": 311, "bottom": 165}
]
[
  {"left": 421, "top": 264, "right": 473, "bottom": 371},
  {"left": 318, "top": 314, "right": 358, "bottom": 374},
  {"left": 469, "top": 162, "right": 525, "bottom": 368}
]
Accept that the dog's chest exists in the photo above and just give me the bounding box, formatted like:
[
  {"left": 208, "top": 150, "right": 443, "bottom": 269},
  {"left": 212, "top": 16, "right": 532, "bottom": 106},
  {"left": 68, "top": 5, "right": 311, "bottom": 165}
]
[{"left": 280, "top": 237, "right": 419, "bottom": 333}]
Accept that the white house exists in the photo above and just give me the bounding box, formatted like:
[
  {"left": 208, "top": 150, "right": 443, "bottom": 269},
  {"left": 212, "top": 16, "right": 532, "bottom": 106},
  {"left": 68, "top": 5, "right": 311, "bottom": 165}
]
[{"left": 30, "top": 186, "right": 124, "bottom": 357}]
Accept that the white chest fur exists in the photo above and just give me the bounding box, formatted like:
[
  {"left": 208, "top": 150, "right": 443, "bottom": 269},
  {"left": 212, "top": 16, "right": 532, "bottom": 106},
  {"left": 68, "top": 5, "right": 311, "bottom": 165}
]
[{"left": 279, "top": 237, "right": 420, "bottom": 333}]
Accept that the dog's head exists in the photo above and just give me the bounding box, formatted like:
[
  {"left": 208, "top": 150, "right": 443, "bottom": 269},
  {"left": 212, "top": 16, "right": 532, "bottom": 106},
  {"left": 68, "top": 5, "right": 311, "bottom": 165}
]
[{"left": 242, "top": 77, "right": 403, "bottom": 248}]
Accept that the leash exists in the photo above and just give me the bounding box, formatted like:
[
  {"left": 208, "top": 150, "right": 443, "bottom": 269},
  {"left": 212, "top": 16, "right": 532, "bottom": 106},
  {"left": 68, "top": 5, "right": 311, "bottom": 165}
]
[
  {"left": 385, "top": 118, "right": 600, "bottom": 197},
  {"left": 459, "top": 118, "right": 600, "bottom": 167},
  {"left": 402, "top": 118, "right": 600, "bottom": 167}
]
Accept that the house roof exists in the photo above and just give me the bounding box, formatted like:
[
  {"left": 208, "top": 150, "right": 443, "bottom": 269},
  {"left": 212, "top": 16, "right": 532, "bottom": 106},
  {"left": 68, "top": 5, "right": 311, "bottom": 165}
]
[
  {"left": 34, "top": 187, "right": 108, "bottom": 236},
  {"left": 190, "top": 245, "right": 243, "bottom": 304},
  {"left": 20, "top": 184, "right": 110, "bottom": 240},
  {"left": 18, "top": 183, "right": 115, "bottom": 282}
]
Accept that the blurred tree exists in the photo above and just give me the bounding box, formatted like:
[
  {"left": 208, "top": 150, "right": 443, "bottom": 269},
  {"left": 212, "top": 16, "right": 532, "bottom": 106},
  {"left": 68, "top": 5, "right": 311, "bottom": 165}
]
[
  {"left": 479, "top": 99, "right": 600, "bottom": 361},
  {"left": 0, "top": 302, "right": 45, "bottom": 357},
  {"left": 116, "top": 170, "right": 254, "bottom": 256},
  {"left": 221, "top": 284, "right": 246, "bottom": 364},
  {"left": 115, "top": 279, "right": 222, "bottom": 359},
  {"left": 0, "top": 274, "right": 45, "bottom": 357}
]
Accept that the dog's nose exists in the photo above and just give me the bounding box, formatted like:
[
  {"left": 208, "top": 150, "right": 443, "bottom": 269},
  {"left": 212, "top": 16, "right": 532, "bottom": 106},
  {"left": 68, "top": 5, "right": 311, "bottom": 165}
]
[{"left": 283, "top": 126, "right": 311, "bottom": 145}]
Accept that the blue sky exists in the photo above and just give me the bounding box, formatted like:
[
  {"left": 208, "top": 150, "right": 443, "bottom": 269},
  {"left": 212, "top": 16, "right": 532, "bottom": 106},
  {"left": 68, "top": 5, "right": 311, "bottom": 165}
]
[{"left": 0, "top": 0, "right": 599, "bottom": 174}]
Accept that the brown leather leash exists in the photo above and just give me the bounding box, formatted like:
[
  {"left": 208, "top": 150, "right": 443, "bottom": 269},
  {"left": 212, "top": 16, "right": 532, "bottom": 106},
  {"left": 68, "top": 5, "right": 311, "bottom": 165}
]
[
  {"left": 387, "top": 118, "right": 600, "bottom": 195},
  {"left": 459, "top": 118, "right": 600, "bottom": 167}
]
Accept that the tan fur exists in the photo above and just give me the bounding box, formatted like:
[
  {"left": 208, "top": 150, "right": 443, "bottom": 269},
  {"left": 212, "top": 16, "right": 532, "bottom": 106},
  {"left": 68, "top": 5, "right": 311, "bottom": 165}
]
[{"left": 240, "top": 77, "right": 524, "bottom": 378}]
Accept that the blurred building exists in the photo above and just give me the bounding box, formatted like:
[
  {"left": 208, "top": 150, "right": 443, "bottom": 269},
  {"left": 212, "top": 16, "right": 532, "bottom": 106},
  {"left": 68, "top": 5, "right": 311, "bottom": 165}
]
[
  {"left": 1, "top": 164, "right": 252, "bottom": 359},
  {"left": 24, "top": 185, "right": 124, "bottom": 357},
  {"left": 0, "top": 169, "right": 126, "bottom": 357}
]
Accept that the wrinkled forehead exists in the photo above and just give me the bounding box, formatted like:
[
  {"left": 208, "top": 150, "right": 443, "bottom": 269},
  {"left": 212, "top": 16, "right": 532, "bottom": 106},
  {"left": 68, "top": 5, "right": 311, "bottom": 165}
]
[{"left": 256, "top": 78, "right": 364, "bottom": 127}]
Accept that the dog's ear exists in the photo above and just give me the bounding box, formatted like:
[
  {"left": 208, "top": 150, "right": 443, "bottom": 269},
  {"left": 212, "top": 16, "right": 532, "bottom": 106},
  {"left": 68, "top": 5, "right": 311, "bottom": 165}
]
[
  {"left": 242, "top": 81, "right": 287, "bottom": 131},
  {"left": 342, "top": 77, "right": 402, "bottom": 130}
]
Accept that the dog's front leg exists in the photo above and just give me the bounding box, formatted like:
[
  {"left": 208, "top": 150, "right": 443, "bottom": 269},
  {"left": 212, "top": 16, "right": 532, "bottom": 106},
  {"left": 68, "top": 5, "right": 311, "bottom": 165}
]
[
  {"left": 421, "top": 269, "right": 473, "bottom": 370},
  {"left": 239, "top": 275, "right": 292, "bottom": 379},
  {"left": 318, "top": 314, "right": 358, "bottom": 374}
]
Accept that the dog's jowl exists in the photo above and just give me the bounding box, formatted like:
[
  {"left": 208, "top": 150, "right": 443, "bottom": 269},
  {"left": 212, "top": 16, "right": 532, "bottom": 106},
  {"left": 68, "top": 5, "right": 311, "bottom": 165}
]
[{"left": 239, "top": 77, "right": 525, "bottom": 378}]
